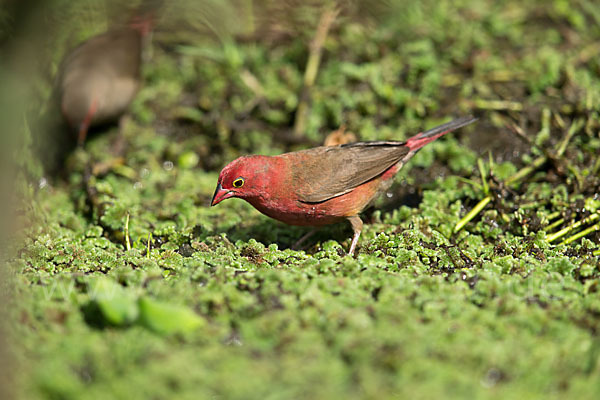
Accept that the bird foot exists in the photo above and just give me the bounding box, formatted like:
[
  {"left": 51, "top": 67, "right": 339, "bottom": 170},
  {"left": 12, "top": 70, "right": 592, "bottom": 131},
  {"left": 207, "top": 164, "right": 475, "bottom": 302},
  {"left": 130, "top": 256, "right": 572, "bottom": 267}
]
[{"left": 347, "top": 216, "right": 363, "bottom": 256}]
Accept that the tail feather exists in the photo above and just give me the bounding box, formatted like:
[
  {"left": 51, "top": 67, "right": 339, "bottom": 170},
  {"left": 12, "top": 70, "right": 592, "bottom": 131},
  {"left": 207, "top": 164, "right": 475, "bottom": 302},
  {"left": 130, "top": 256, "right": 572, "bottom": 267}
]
[{"left": 406, "top": 116, "right": 477, "bottom": 152}]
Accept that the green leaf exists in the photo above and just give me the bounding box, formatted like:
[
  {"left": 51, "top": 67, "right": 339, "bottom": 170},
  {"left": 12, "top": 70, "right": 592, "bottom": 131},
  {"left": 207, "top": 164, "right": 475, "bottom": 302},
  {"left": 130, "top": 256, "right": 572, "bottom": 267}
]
[
  {"left": 88, "top": 278, "right": 138, "bottom": 326},
  {"left": 137, "top": 297, "right": 204, "bottom": 335}
]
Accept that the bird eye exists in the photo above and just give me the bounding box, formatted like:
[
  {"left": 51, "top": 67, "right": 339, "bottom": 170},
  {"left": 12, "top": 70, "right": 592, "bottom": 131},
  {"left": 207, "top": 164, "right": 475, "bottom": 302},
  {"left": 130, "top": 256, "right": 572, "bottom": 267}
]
[{"left": 232, "top": 178, "right": 244, "bottom": 188}]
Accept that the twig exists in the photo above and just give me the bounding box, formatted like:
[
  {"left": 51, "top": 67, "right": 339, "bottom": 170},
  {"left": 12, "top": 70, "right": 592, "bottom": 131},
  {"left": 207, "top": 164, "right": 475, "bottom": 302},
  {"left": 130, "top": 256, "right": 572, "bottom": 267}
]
[
  {"left": 594, "top": 157, "right": 600, "bottom": 176},
  {"left": 556, "top": 118, "right": 584, "bottom": 157},
  {"left": 473, "top": 99, "right": 523, "bottom": 111},
  {"left": 147, "top": 232, "right": 152, "bottom": 258},
  {"left": 560, "top": 221, "right": 600, "bottom": 245},
  {"left": 293, "top": 4, "right": 339, "bottom": 137},
  {"left": 456, "top": 176, "right": 483, "bottom": 191},
  {"left": 544, "top": 218, "right": 565, "bottom": 232},
  {"left": 238, "top": 68, "right": 266, "bottom": 115},
  {"left": 504, "top": 117, "right": 583, "bottom": 182},
  {"left": 506, "top": 121, "right": 561, "bottom": 173},
  {"left": 454, "top": 197, "right": 491, "bottom": 233},
  {"left": 505, "top": 155, "right": 547, "bottom": 186},
  {"left": 553, "top": 112, "right": 566, "bottom": 130},
  {"left": 125, "top": 212, "right": 131, "bottom": 251},
  {"left": 537, "top": 107, "right": 551, "bottom": 146},
  {"left": 477, "top": 158, "right": 489, "bottom": 195},
  {"left": 454, "top": 155, "right": 547, "bottom": 234},
  {"left": 547, "top": 211, "right": 562, "bottom": 220},
  {"left": 566, "top": 163, "right": 585, "bottom": 191},
  {"left": 506, "top": 121, "right": 534, "bottom": 146},
  {"left": 546, "top": 212, "right": 599, "bottom": 243}
]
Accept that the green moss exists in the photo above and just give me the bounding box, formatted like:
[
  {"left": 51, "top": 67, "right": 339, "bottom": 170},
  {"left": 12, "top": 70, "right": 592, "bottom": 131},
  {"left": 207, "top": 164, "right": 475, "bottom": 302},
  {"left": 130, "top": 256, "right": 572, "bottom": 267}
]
[{"left": 12, "top": 0, "right": 600, "bottom": 399}]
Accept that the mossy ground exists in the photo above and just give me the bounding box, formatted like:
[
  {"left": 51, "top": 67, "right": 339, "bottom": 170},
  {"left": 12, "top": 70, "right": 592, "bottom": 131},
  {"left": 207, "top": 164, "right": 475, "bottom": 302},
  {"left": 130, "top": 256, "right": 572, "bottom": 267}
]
[{"left": 9, "top": 0, "right": 600, "bottom": 399}]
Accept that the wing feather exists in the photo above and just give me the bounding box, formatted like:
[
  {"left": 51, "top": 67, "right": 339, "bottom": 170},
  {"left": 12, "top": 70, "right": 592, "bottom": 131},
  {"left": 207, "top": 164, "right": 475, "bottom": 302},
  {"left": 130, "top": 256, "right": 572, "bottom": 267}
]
[{"left": 289, "top": 142, "right": 409, "bottom": 203}]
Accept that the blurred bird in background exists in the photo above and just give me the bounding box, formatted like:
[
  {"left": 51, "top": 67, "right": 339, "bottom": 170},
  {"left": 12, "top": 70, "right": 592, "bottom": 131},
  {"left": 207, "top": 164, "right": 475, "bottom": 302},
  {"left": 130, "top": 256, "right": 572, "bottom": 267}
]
[
  {"left": 36, "top": 0, "right": 163, "bottom": 173},
  {"left": 57, "top": 7, "right": 155, "bottom": 146}
]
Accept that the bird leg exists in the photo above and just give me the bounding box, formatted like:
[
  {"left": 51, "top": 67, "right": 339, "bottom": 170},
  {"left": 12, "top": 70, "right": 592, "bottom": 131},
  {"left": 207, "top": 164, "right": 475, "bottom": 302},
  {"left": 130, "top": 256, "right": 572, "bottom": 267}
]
[
  {"left": 77, "top": 98, "right": 99, "bottom": 146},
  {"left": 111, "top": 115, "right": 130, "bottom": 155},
  {"left": 347, "top": 215, "right": 363, "bottom": 256},
  {"left": 292, "top": 228, "right": 317, "bottom": 250}
]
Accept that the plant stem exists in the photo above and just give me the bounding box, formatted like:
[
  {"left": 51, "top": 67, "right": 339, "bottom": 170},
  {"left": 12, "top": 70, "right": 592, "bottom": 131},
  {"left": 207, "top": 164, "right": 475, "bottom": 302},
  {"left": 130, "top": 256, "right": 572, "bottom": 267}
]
[
  {"left": 294, "top": 4, "right": 339, "bottom": 137},
  {"left": 477, "top": 158, "right": 489, "bottom": 195},
  {"left": 147, "top": 233, "right": 152, "bottom": 258},
  {"left": 556, "top": 118, "right": 584, "bottom": 157},
  {"left": 544, "top": 218, "right": 564, "bottom": 232},
  {"left": 454, "top": 196, "right": 491, "bottom": 233},
  {"left": 474, "top": 99, "right": 523, "bottom": 111},
  {"left": 125, "top": 213, "right": 131, "bottom": 251},
  {"left": 454, "top": 155, "right": 546, "bottom": 234},
  {"left": 547, "top": 211, "right": 561, "bottom": 220},
  {"left": 560, "top": 221, "right": 600, "bottom": 245},
  {"left": 547, "top": 212, "right": 599, "bottom": 243},
  {"left": 505, "top": 156, "right": 546, "bottom": 186}
]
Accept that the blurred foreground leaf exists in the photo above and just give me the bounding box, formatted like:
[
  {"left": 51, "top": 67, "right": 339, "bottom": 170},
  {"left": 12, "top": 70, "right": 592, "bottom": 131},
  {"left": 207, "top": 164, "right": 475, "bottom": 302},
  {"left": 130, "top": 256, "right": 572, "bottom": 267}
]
[
  {"left": 138, "top": 297, "right": 204, "bottom": 335},
  {"left": 88, "top": 277, "right": 139, "bottom": 326}
]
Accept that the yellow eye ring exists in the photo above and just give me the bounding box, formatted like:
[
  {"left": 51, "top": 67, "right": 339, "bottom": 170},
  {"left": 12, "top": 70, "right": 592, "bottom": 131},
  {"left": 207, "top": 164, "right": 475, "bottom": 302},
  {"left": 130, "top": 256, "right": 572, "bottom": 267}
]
[{"left": 232, "top": 178, "right": 244, "bottom": 188}]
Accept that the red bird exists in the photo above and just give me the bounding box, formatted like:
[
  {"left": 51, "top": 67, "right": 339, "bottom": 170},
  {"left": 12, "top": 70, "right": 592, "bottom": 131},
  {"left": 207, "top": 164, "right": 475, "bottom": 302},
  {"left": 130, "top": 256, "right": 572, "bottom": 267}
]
[{"left": 211, "top": 117, "right": 477, "bottom": 255}]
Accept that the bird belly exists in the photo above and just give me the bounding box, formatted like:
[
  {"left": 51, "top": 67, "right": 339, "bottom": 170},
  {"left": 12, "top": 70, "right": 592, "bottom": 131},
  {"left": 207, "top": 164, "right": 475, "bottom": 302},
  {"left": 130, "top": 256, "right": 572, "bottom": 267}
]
[
  {"left": 249, "top": 197, "right": 342, "bottom": 226},
  {"left": 60, "top": 73, "right": 139, "bottom": 129},
  {"left": 94, "top": 76, "right": 139, "bottom": 123},
  {"left": 247, "top": 177, "right": 384, "bottom": 227}
]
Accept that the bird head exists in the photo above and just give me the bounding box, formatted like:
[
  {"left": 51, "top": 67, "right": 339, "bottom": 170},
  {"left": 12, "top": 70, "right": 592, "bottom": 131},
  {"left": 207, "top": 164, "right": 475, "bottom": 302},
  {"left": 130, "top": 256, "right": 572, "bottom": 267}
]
[
  {"left": 129, "top": 14, "right": 155, "bottom": 36},
  {"left": 128, "top": 0, "right": 163, "bottom": 36},
  {"left": 211, "top": 156, "right": 270, "bottom": 206}
]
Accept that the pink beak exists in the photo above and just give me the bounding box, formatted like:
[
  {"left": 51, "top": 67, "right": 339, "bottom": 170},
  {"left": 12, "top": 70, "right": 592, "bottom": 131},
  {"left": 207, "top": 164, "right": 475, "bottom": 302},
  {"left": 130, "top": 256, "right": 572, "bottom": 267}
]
[{"left": 211, "top": 183, "right": 234, "bottom": 206}]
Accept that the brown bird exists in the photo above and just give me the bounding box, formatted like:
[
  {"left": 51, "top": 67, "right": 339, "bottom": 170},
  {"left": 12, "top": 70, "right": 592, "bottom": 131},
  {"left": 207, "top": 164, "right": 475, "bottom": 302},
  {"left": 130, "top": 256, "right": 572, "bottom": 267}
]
[
  {"left": 57, "top": 13, "right": 154, "bottom": 145},
  {"left": 212, "top": 116, "right": 477, "bottom": 255}
]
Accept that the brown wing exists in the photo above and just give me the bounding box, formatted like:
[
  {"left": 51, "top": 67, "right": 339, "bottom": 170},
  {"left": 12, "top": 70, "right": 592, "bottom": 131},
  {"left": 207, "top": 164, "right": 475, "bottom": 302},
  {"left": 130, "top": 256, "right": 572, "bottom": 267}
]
[{"left": 289, "top": 141, "right": 410, "bottom": 203}]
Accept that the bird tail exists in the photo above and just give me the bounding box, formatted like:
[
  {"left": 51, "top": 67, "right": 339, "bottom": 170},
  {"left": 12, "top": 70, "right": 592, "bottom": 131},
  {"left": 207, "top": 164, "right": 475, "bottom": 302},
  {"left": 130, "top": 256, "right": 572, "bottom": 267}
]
[{"left": 406, "top": 116, "right": 477, "bottom": 152}]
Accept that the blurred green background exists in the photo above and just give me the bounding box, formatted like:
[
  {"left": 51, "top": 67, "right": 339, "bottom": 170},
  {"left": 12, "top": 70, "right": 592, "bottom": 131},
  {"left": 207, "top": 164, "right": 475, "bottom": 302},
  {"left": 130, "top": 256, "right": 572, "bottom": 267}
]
[{"left": 2, "top": 0, "right": 600, "bottom": 399}]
